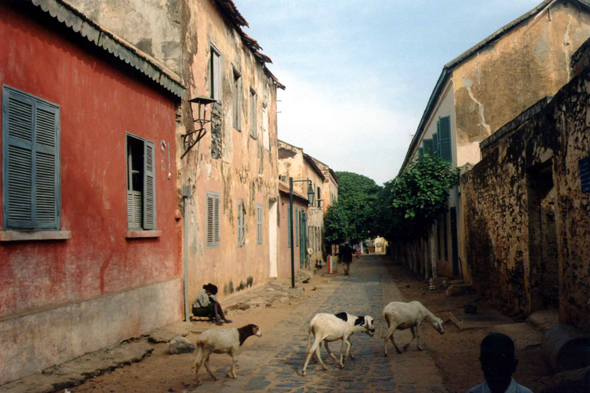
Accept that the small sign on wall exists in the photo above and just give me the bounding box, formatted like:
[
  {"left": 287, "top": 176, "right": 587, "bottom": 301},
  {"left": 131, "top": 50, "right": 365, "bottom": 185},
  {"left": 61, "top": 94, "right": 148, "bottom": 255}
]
[{"left": 580, "top": 156, "right": 590, "bottom": 193}]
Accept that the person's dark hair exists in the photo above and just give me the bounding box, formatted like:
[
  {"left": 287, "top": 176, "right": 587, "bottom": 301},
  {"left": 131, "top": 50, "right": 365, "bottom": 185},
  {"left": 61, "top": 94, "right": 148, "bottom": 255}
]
[
  {"left": 479, "top": 333, "right": 518, "bottom": 393},
  {"left": 203, "top": 283, "right": 219, "bottom": 295}
]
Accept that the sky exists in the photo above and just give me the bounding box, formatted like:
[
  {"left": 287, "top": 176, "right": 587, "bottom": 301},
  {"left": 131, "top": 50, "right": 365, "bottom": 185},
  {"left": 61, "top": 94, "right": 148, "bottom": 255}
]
[{"left": 236, "top": 0, "right": 542, "bottom": 185}]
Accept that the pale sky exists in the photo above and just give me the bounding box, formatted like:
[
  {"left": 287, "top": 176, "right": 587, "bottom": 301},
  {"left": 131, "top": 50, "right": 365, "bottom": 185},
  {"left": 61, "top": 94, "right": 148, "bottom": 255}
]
[{"left": 237, "top": 0, "right": 542, "bottom": 185}]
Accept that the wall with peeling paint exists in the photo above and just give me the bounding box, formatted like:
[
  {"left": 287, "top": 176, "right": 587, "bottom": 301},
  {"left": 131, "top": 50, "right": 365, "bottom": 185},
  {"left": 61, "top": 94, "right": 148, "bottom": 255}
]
[
  {"left": 178, "top": 0, "right": 279, "bottom": 303},
  {"left": 461, "top": 51, "right": 590, "bottom": 330},
  {"left": 0, "top": 4, "right": 182, "bottom": 383},
  {"left": 453, "top": 1, "right": 590, "bottom": 167},
  {"left": 64, "top": 0, "right": 182, "bottom": 74}
]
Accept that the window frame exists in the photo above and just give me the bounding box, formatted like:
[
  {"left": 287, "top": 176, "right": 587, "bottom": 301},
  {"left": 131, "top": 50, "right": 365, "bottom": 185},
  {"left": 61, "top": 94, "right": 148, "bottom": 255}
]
[
  {"left": 209, "top": 44, "right": 222, "bottom": 102},
  {"left": 125, "top": 133, "right": 157, "bottom": 231},
  {"left": 2, "top": 85, "right": 61, "bottom": 231},
  {"left": 232, "top": 67, "right": 241, "bottom": 131},
  {"left": 206, "top": 191, "right": 220, "bottom": 248},
  {"left": 249, "top": 88, "right": 257, "bottom": 139}
]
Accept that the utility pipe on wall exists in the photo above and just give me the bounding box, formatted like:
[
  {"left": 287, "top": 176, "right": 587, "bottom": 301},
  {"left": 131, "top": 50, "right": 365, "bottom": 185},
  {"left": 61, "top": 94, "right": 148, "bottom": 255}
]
[{"left": 182, "top": 185, "right": 192, "bottom": 321}]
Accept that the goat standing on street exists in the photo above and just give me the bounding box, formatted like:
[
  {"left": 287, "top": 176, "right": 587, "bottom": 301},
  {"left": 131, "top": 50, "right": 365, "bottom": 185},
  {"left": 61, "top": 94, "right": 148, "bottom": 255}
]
[
  {"left": 193, "top": 324, "right": 261, "bottom": 384},
  {"left": 302, "top": 312, "right": 375, "bottom": 376},
  {"left": 381, "top": 301, "right": 444, "bottom": 356}
]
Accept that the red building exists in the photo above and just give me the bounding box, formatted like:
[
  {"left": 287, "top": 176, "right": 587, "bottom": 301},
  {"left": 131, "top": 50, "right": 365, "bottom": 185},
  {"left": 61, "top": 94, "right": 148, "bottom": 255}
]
[{"left": 0, "top": 0, "right": 185, "bottom": 384}]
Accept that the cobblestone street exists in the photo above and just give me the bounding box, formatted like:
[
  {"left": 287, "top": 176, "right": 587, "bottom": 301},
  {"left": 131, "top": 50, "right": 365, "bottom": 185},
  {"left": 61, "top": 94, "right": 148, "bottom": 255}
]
[{"left": 194, "top": 255, "right": 446, "bottom": 393}]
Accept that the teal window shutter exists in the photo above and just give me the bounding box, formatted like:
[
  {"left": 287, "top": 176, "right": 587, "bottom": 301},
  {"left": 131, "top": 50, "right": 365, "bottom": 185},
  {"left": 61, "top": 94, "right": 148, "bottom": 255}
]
[
  {"left": 295, "top": 207, "right": 299, "bottom": 247},
  {"left": 418, "top": 147, "right": 424, "bottom": 159},
  {"left": 439, "top": 116, "right": 452, "bottom": 163},
  {"left": 423, "top": 139, "right": 434, "bottom": 155},
  {"left": 2, "top": 86, "right": 60, "bottom": 230},
  {"left": 288, "top": 205, "right": 292, "bottom": 248},
  {"left": 432, "top": 132, "right": 439, "bottom": 158},
  {"left": 143, "top": 140, "right": 156, "bottom": 230}
]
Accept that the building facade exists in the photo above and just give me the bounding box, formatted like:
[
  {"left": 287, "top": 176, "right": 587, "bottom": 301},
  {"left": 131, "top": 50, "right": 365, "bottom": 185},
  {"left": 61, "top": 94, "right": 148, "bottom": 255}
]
[
  {"left": 277, "top": 181, "right": 309, "bottom": 279},
  {"left": 278, "top": 140, "right": 328, "bottom": 267},
  {"left": 178, "top": 0, "right": 284, "bottom": 302},
  {"left": 397, "top": 0, "right": 590, "bottom": 283},
  {"left": 0, "top": 0, "right": 185, "bottom": 384},
  {"left": 461, "top": 39, "right": 590, "bottom": 330}
]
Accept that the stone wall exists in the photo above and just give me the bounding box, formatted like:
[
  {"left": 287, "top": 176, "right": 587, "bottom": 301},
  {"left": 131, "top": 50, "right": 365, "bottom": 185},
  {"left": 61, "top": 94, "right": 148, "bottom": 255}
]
[{"left": 461, "top": 54, "right": 590, "bottom": 330}]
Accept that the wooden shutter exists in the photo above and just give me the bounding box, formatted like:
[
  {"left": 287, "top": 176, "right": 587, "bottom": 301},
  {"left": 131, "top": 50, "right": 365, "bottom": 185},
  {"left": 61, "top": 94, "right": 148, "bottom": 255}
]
[
  {"left": 250, "top": 91, "right": 257, "bottom": 138},
  {"left": 3, "top": 87, "right": 59, "bottom": 230},
  {"left": 439, "top": 116, "right": 452, "bottom": 163},
  {"left": 206, "top": 192, "right": 220, "bottom": 247},
  {"left": 443, "top": 210, "right": 448, "bottom": 261},
  {"left": 214, "top": 194, "right": 220, "bottom": 246},
  {"left": 432, "top": 132, "right": 439, "bottom": 158},
  {"left": 207, "top": 194, "right": 214, "bottom": 246},
  {"left": 423, "top": 139, "right": 433, "bottom": 155},
  {"left": 295, "top": 207, "right": 299, "bottom": 247},
  {"left": 237, "top": 199, "right": 245, "bottom": 247},
  {"left": 418, "top": 147, "right": 424, "bottom": 159},
  {"left": 143, "top": 140, "right": 156, "bottom": 230},
  {"left": 287, "top": 205, "right": 292, "bottom": 248}
]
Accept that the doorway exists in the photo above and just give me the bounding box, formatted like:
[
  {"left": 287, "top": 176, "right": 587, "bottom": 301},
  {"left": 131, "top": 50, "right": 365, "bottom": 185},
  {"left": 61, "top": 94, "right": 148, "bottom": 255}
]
[{"left": 527, "top": 161, "right": 559, "bottom": 311}]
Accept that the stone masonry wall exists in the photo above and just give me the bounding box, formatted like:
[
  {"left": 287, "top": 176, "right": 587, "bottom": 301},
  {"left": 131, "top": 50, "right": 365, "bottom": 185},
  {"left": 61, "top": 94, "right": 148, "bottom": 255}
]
[{"left": 461, "top": 57, "right": 590, "bottom": 331}]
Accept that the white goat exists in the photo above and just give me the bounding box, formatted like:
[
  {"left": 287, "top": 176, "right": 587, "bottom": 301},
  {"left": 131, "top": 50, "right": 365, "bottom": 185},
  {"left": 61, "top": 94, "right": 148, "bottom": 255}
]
[
  {"left": 381, "top": 301, "right": 444, "bottom": 356},
  {"left": 302, "top": 312, "right": 375, "bottom": 376},
  {"left": 193, "top": 324, "right": 261, "bottom": 384}
]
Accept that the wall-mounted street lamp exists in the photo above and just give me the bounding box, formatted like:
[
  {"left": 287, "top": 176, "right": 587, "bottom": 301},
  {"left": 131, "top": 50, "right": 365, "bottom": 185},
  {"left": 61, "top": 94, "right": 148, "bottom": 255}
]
[
  {"left": 181, "top": 96, "right": 216, "bottom": 159},
  {"left": 289, "top": 178, "right": 315, "bottom": 289}
]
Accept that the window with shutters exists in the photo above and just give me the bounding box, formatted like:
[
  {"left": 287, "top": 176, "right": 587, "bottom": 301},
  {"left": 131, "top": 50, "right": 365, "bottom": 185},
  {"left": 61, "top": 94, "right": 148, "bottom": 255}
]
[
  {"left": 256, "top": 203, "right": 262, "bottom": 245},
  {"left": 418, "top": 147, "right": 424, "bottom": 159},
  {"left": 206, "top": 192, "right": 220, "bottom": 248},
  {"left": 438, "top": 116, "right": 452, "bottom": 163},
  {"left": 232, "top": 67, "right": 241, "bottom": 130},
  {"left": 2, "top": 86, "right": 60, "bottom": 230},
  {"left": 126, "top": 134, "right": 156, "bottom": 231},
  {"left": 210, "top": 46, "right": 222, "bottom": 101},
  {"left": 237, "top": 199, "right": 245, "bottom": 247},
  {"left": 423, "top": 138, "right": 434, "bottom": 156},
  {"left": 250, "top": 89, "right": 257, "bottom": 139},
  {"left": 432, "top": 132, "right": 439, "bottom": 158}
]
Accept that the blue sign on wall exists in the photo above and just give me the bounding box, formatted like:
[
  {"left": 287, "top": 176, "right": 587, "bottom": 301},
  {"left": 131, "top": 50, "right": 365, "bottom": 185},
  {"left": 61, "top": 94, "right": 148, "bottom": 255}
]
[{"left": 580, "top": 156, "right": 590, "bottom": 193}]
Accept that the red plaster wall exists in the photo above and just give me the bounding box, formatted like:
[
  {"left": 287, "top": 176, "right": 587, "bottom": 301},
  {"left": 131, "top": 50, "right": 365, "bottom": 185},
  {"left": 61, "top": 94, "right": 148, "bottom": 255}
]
[{"left": 0, "top": 5, "right": 181, "bottom": 319}]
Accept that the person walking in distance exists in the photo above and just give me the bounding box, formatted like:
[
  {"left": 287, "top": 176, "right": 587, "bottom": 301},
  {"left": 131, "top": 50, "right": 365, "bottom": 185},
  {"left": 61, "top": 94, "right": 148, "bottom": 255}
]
[{"left": 339, "top": 242, "right": 354, "bottom": 275}]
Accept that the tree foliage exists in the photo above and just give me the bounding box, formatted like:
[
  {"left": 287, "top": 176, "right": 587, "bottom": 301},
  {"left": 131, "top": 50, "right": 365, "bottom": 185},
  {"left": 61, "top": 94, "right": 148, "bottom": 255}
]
[
  {"left": 374, "top": 155, "right": 458, "bottom": 241},
  {"left": 323, "top": 172, "right": 381, "bottom": 244}
]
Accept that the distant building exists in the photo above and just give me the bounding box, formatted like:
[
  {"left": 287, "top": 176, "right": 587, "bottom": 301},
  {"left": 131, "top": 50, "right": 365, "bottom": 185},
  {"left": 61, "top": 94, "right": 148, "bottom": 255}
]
[
  {"left": 396, "top": 0, "right": 590, "bottom": 283},
  {"left": 277, "top": 140, "right": 327, "bottom": 268},
  {"left": 311, "top": 157, "right": 339, "bottom": 215},
  {"left": 277, "top": 181, "right": 309, "bottom": 279},
  {"left": 0, "top": 0, "right": 185, "bottom": 384}
]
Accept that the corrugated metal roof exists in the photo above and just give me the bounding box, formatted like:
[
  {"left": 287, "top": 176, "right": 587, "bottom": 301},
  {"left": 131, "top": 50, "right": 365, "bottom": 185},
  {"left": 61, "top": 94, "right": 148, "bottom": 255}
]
[
  {"left": 399, "top": 0, "right": 590, "bottom": 172},
  {"left": 31, "top": 0, "right": 186, "bottom": 98}
]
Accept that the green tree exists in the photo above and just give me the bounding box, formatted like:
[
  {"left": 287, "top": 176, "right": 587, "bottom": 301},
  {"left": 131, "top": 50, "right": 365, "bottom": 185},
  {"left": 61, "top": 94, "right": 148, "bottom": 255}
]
[
  {"left": 323, "top": 172, "right": 381, "bottom": 244},
  {"left": 375, "top": 155, "right": 458, "bottom": 241}
]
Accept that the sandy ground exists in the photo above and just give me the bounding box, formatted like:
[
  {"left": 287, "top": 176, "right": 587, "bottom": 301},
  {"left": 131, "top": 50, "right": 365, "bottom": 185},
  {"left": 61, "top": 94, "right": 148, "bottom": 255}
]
[
  {"left": 70, "top": 273, "right": 332, "bottom": 393},
  {"left": 389, "top": 262, "right": 552, "bottom": 393}
]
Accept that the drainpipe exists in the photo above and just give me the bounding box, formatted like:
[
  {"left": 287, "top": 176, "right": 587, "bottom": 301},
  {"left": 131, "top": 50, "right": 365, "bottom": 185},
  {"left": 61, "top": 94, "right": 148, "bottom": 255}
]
[{"left": 182, "top": 185, "right": 192, "bottom": 321}]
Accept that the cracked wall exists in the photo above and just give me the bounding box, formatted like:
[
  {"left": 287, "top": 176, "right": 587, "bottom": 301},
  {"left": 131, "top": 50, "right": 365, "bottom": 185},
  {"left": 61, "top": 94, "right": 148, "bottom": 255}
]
[
  {"left": 178, "top": 0, "right": 279, "bottom": 303},
  {"left": 462, "top": 56, "right": 590, "bottom": 331},
  {"left": 452, "top": 1, "right": 590, "bottom": 168},
  {"left": 65, "top": 0, "right": 182, "bottom": 73}
]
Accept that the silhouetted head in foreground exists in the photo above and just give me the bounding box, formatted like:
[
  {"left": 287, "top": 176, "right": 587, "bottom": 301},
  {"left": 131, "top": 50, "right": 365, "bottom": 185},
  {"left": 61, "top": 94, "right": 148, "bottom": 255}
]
[{"left": 480, "top": 333, "right": 517, "bottom": 393}]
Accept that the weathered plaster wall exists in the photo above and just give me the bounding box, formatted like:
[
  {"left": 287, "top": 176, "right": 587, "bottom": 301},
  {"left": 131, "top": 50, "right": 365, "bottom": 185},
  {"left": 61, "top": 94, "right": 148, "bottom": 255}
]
[
  {"left": 453, "top": 1, "right": 590, "bottom": 166},
  {"left": 178, "top": 0, "right": 279, "bottom": 303},
  {"left": 462, "top": 62, "right": 590, "bottom": 330},
  {"left": 0, "top": 5, "right": 181, "bottom": 383},
  {"left": 65, "top": 0, "right": 182, "bottom": 73}
]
